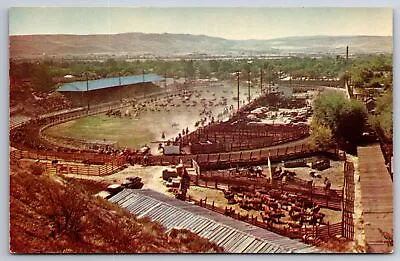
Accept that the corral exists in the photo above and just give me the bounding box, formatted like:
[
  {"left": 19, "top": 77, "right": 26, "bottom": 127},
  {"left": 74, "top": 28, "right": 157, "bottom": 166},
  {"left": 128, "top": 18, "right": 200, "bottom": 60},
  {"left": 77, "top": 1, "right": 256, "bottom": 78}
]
[{"left": 9, "top": 79, "right": 355, "bottom": 252}]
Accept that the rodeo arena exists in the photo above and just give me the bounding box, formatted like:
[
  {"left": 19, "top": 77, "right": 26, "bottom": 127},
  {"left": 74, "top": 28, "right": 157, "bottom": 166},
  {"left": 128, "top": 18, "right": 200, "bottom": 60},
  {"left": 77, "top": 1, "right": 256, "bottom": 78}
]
[{"left": 9, "top": 71, "right": 393, "bottom": 253}]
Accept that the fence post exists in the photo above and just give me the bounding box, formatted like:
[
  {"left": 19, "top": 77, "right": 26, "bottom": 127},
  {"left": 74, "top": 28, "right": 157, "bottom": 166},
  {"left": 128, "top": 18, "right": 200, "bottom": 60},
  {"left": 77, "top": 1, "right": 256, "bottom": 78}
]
[
  {"left": 328, "top": 222, "right": 330, "bottom": 237},
  {"left": 326, "top": 192, "right": 329, "bottom": 208}
]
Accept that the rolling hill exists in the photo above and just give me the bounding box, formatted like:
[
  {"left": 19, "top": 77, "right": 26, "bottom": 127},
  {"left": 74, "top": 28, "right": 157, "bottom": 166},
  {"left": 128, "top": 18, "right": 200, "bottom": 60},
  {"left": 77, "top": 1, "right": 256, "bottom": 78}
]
[{"left": 9, "top": 33, "right": 392, "bottom": 58}]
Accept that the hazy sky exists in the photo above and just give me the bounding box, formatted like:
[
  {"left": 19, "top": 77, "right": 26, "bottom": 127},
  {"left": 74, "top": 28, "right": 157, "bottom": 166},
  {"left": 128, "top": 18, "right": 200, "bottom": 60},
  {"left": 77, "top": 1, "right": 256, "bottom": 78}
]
[{"left": 9, "top": 7, "right": 392, "bottom": 39}]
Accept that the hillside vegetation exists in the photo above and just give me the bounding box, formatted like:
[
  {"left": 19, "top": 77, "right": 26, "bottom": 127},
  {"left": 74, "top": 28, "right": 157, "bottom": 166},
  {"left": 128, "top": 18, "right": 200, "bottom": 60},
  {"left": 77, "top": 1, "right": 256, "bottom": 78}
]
[
  {"left": 9, "top": 161, "right": 223, "bottom": 253},
  {"left": 10, "top": 33, "right": 392, "bottom": 58}
]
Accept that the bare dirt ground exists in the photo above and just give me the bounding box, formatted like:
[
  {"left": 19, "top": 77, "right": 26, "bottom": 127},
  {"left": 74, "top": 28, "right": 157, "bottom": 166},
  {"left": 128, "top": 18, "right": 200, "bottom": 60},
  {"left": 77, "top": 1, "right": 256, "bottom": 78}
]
[
  {"left": 284, "top": 160, "right": 345, "bottom": 190},
  {"left": 63, "top": 165, "right": 175, "bottom": 196}
]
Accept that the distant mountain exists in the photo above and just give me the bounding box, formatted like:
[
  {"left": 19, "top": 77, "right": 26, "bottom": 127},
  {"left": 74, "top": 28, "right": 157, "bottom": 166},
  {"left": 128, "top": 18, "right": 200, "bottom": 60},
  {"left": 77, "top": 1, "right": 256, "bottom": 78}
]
[{"left": 9, "top": 33, "right": 392, "bottom": 58}]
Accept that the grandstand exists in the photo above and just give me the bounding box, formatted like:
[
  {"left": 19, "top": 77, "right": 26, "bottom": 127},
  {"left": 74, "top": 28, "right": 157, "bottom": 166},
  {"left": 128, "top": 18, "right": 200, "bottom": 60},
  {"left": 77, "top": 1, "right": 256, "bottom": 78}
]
[{"left": 57, "top": 73, "right": 164, "bottom": 106}]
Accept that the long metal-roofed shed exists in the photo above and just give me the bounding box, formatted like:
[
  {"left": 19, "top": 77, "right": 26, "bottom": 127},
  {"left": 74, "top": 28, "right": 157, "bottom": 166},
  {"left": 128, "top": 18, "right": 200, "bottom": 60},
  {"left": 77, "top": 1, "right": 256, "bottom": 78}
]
[
  {"left": 57, "top": 73, "right": 164, "bottom": 106},
  {"left": 108, "top": 189, "right": 322, "bottom": 253}
]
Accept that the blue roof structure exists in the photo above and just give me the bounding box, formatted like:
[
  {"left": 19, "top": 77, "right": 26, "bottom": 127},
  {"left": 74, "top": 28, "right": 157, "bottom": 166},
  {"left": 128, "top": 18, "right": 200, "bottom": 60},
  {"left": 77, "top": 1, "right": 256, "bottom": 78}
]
[{"left": 57, "top": 73, "right": 164, "bottom": 92}]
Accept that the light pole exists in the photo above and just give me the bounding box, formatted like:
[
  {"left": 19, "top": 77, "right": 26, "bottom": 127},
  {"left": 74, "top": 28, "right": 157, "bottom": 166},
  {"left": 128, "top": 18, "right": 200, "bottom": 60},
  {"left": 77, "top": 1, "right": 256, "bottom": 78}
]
[
  {"left": 142, "top": 69, "right": 146, "bottom": 98},
  {"left": 235, "top": 71, "right": 240, "bottom": 112},
  {"left": 86, "top": 72, "right": 90, "bottom": 113},
  {"left": 119, "top": 72, "right": 122, "bottom": 103},
  {"left": 247, "top": 59, "right": 253, "bottom": 103},
  {"left": 260, "top": 68, "right": 263, "bottom": 94},
  {"left": 164, "top": 72, "right": 167, "bottom": 88},
  {"left": 248, "top": 69, "right": 251, "bottom": 103}
]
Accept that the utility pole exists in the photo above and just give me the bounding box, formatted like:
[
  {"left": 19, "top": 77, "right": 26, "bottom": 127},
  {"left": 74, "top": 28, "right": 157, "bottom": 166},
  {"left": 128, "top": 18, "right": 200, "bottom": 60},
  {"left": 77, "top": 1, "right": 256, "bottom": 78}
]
[
  {"left": 248, "top": 69, "right": 251, "bottom": 103},
  {"left": 346, "top": 46, "right": 349, "bottom": 85},
  {"left": 345, "top": 45, "right": 353, "bottom": 96},
  {"left": 164, "top": 72, "right": 167, "bottom": 88},
  {"left": 119, "top": 72, "right": 122, "bottom": 103},
  {"left": 142, "top": 69, "right": 146, "bottom": 98},
  {"left": 260, "top": 68, "right": 263, "bottom": 94},
  {"left": 86, "top": 72, "right": 90, "bottom": 113},
  {"left": 236, "top": 71, "right": 240, "bottom": 112}
]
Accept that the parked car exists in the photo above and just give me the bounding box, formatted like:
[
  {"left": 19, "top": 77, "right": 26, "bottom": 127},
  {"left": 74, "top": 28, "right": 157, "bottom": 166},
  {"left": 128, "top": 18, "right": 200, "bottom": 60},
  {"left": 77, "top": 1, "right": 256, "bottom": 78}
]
[
  {"left": 106, "top": 184, "right": 123, "bottom": 194},
  {"left": 162, "top": 166, "right": 178, "bottom": 180},
  {"left": 121, "top": 176, "right": 144, "bottom": 189},
  {"left": 166, "top": 177, "right": 181, "bottom": 188}
]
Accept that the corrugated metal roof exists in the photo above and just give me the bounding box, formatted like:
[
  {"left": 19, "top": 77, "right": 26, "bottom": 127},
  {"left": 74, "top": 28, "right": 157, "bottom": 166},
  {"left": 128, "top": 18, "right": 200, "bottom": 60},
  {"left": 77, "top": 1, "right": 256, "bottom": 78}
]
[
  {"left": 57, "top": 73, "right": 164, "bottom": 92},
  {"left": 109, "top": 189, "right": 321, "bottom": 253}
]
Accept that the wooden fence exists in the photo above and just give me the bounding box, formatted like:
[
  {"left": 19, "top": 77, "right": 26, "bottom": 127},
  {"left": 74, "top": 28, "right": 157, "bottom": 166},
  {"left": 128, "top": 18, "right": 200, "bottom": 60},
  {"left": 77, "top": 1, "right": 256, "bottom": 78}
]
[
  {"left": 10, "top": 149, "right": 125, "bottom": 166},
  {"left": 192, "top": 173, "right": 342, "bottom": 211},
  {"left": 10, "top": 149, "right": 125, "bottom": 176},
  {"left": 54, "top": 162, "right": 124, "bottom": 176},
  {"left": 187, "top": 196, "right": 343, "bottom": 244},
  {"left": 148, "top": 143, "right": 339, "bottom": 169},
  {"left": 184, "top": 122, "right": 309, "bottom": 154},
  {"left": 342, "top": 161, "right": 355, "bottom": 240}
]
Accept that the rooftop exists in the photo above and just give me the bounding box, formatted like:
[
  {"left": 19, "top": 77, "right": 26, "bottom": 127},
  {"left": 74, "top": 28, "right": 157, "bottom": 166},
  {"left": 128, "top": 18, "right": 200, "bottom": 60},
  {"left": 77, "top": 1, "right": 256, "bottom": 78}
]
[{"left": 57, "top": 73, "right": 164, "bottom": 92}]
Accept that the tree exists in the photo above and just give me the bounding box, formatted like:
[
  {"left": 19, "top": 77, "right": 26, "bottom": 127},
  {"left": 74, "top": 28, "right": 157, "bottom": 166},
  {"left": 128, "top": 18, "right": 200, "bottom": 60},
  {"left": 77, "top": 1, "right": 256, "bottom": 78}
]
[
  {"left": 337, "top": 100, "right": 368, "bottom": 144},
  {"left": 184, "top": 60, "right": 195, "bottom": 79},
  {"left": 311, "top": 91, "right": 367, "bottom": 148},
  {"left": 31, "top": 63, "right": 55, "bottom": 93},
  {"left": 310, "top": 122, "right": 334, "bottom": 149},
  {"left": 369, "top": 91, "right": 392, "bottom": 140}
]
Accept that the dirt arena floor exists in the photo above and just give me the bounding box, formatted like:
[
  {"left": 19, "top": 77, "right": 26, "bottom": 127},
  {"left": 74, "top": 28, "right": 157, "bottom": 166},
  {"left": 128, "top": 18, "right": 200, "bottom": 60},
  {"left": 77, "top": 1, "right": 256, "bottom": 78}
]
[{"left": 45, "top": 81, "right": 264, "bottom": 152}]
